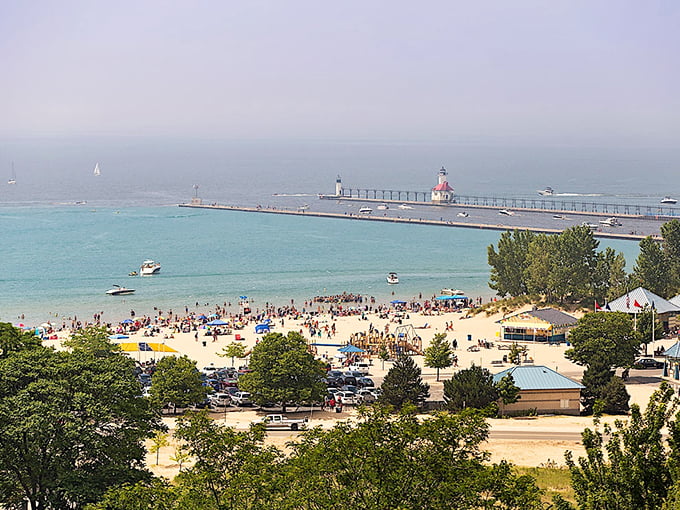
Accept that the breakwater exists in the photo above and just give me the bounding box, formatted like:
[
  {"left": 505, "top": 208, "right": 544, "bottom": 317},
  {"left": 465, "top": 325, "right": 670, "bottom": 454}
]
[{"left": 178, "top": 202, "right": 653, "bottom": 241}]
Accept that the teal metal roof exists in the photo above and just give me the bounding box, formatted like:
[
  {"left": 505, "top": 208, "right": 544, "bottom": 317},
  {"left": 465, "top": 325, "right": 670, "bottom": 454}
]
[
  {"left": 492, "top": 365, "right": 584, "bottom": 390},
  {"left": 607, "top": 287, "right": 680, "bottom": 314},
  {"left": 664, "top": 341, "right": 680, "bottom": 358}
]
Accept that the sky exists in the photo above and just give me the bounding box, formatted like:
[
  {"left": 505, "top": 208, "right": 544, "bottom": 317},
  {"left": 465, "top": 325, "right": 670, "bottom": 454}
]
[{"left": 1, "top": 1, "right": 679, "bottom": 144}]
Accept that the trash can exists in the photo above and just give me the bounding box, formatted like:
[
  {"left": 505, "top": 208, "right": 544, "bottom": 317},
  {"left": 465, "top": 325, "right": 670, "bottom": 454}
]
[
  {"left": 335, "top": 406, "right": 342, "bottom": 413},
  {"left": 202, "top": 340, "right": 207, "bottom": 347},
  {"left": 467, "top": 334, "right": 472, "bottom": 341}
]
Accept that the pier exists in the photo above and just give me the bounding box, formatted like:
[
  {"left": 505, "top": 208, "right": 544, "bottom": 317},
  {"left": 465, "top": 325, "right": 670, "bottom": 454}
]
[{"left": 178, "top": 202, "right": 656, "bottom": 241}]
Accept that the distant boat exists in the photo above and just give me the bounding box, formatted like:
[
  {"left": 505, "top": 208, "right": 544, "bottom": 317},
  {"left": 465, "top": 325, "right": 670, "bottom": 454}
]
[
  {"left": 661, "top": 196, "right": 677, "bottom": 205},
  {"left": 599, "top": 217, "right": 621, "bottom": 227},
  {"left": 359, "top": 207, "right": 372, "bottom": 214},
  {"left": 106, "top": 285, "right": 135, "bottom": 296},
  {"left": 8, "top": 162, "right": 16, "bottom": 185},
  {"left": 377, "top": 203, "right": 389, "bottom": 210},
  {"left": 297, "top": 204, "right": 309, "bottom": 211},
  {"left": 537, "top": 187, "right": 554, "bottom": 196},
  {"left": 441, "top": 288, "right": 464, "bottom": 296},
  {"left": 582, "top": 222, "right": 598, "bottom": 229},
  {"left": 457, "top": 212, "right": 469, "bottom": 218},
  {"left": 398, "top": 204, "right": 413, "bottom": 210},
  {"left": 387, "top": 272, "right": 399, "bottom": 284},
  {"left": 93, "top": 163, "right": 101, "bottom": 176},
  {"left": 553, "top": 214, "right": 567, "bottom": 220},
  {"left": 499, "top": 209, "right": 514, "bottom": 216},
  {"left": 140, "top": 260, "right": 161, "bottom": 275}
]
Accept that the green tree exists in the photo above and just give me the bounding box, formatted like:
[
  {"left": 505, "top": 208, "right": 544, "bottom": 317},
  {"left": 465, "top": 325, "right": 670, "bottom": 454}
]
[
  {"left": 488, "top": 229, "right": 536, "bottom": 297},
  {"left": 551, "top": 226, "right": 599, "bottom": 303},
  {"left": 496, "top": 373, "right": 522, "bottom": 406},
  {"left": 524, "top": 234, "right": 558, "bottom": 300},
  {"left": 566, "top": 383, "right": 680, "bottom": 509},
  {"left": 149, "top": 431, "right": 170, "bottom": 466},
  {"left": 424, "top": 332, "right": 452, "bottom": 381},
  {"left": 508, "top": 342, "right": 527, "bottom": 365},
  {"left": 284, "top": 406, "right": 543, "bottom": 509},
  {"left": 662, "top": 219, "right": 680, "bottom": 295},
  {"left": 219, "top": 341, "right": 247, "bottom": 367},
  {"left": 237, "top": 331, "right": 326, "bottom": 412},
  {"left": 0, "top": 321, "right": 41, "bottom": 358},
  {"left": 637, "top": 307, "right": 665, "bottom": 354},
  {"left": 592, "top": 247, "right": 628, "bottom": 304},
  {"left": 633, "top": 236, "right": 668, "bottom": 297},
  {"left": 85, "top": 479, "right": 179, "bottom": 510},
  {"left": 378, "top": 345, "right": 389, "bottom": 370},
  {"left": 444, "top": 364, "right": 498, "bottom": 413},
  {"left": 379, "top": 354, "right": 430, "bottom": 409},
  {"left": 149, "top": 355, "right": 208, "bottom": 411},
  {"left": 0, "top": 347, "right": 159, "bottom": 510},
  {"left": 64, "top": 325, "right": 121, "bottom": 356}
]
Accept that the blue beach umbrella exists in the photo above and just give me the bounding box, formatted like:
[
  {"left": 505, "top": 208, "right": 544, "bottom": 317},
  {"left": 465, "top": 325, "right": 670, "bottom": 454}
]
[
  {"left": 338, "top": 344, "right": 365, "bottom": 353},
  {"left": 108, "top": 334, "right": 129, "bottom": 340},
  {"left": 121, "top": 319, "right": 134, "bottom": 324},
  {"left": 207, "top": 319, "right": 229, "bottom": 326},
  {"left": 197, "top": 314, "right": 208, "bottom": 320},
  {"left": 390, "top": 300, "right": 407, "bottom": 304},
  {"left": 239, "top": 296, "right": 248, "bottom": 300}
]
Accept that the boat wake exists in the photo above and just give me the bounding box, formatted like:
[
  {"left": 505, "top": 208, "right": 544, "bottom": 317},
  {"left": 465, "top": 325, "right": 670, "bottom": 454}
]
[
  {"left": 272, "top": 193, "right": 316, "bottom": 197},
  {"left": 554, "top": 193, "right": 604, "bottom": 197}
]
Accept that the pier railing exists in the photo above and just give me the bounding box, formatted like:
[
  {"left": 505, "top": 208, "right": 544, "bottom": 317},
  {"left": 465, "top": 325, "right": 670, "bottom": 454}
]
[{"left": 335, "top": 189, "right": 680, "bottom": 218}]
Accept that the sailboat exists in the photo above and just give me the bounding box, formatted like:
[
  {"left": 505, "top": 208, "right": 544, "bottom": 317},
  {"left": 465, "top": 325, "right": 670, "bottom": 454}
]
[
  {"left": 93, "top": 162, "right": 101, "bottom": 176},
  {"left": 8, "top": 162, "right": 16, "bottom": 185}
]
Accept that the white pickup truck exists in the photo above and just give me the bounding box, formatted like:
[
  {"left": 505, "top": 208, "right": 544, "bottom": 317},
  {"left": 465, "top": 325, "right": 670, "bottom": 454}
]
[{"left": 253, "top": 414, "right": 309, "bottom": 431}]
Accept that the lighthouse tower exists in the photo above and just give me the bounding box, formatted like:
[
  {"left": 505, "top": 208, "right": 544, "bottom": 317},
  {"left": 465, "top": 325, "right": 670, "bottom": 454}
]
[
  {"left": 431, "top": 166, "right": 454, "bottom": 203},
  {"left": 335, "top": 175, "right": 343, "bottom": 196}
]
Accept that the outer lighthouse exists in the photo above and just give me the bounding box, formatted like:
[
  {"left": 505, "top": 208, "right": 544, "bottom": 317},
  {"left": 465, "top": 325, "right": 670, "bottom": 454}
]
[
  {"left": 335, "top": 175, "right": 343, "bottom": 196},
  {"left": 431, "top": 166, "right": 454, "bottom": 203}
]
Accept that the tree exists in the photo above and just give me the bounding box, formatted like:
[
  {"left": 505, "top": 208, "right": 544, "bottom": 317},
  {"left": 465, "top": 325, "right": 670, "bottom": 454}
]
[
  {"left": 284, "top": 406, "right": 543, "bottom": 509},
  {"left": 444, "top": 364, "right": 499, "bottom": 413},
  {"left": 219, "top": 341, "right": 247, "bottom": 367},
  {"left": 551, "top": 226, "right": 599, "bottom": 303},
  {"left": 524, "top": 234, "right": 559, "bottom": 300},
  {"left": 565, "top": 383, "right": 680, "bottom": 509},
  {"left": 424, "top": 332, "right": 452, "bottom": 381},
  {"left": 662, "top": 219, "right": 680, "bottom": 295},
  {"left": 379, "top": 354, "right": 430, "bottom": 409},
  {"left": 149, "top": 431, "right": 170, "bottom": 466},
  {"left": 488, "top": 229, "right": 536, "bottom": 297},
  {"left": 508, "top": 342, "right": 527, "bottom": 365},
  {"left": 637, "top": 307, "right": 665, "bottom": 354},
  {"left": 592, "top": 247, "right": 628, "bottom": 303},
  {"left": 149, "top": 355, "right": 208, "bottom": 411},
  {"left": 0, "top": 321, "right": 41, "bottom": 358},
  {"left": 64, "top": 325, "right": 121, "bottom": 356},
  {"left": 633, "top": 236, "right": 669, "bottom": 297},
  {"left": 237, "top": 331, "right": 326, "bottom": 412},
  {"left": 496, "top": 373, "right": 522, "bottom": 407},
  {"left": 0, "top": 347, "right": 159, "bottom": 510},
  {"left": 378, "top": 345, "right": 389, "bottom": 370}
]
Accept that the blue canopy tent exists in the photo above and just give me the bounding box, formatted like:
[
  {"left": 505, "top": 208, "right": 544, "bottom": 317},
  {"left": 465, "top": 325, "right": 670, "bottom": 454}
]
[
  {"left": 390, "top": 300, "right": 407, "bottom": 305},
  {"left": 207, "top": 319, "right": 229, "bottom": 326},
  {"left": 255, "top": 324, "right": 270, "bottom": 334},
  {"left": 121, "top": 319, "right": 134, "bottom": 324},
  {"left": 435, "top": 295, "right": 467, "bottom": 300},
  {"left": 338, "top": 344, "right": 365, "bottom": 353}
]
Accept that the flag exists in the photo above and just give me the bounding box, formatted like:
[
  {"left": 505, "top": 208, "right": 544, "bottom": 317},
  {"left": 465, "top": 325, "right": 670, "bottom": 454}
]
[
  {"left": 605, "top": 302, "right": 611, "bottom": 311},
  {"left": 634, "top": 300, "right": 643, "bottom": 308},
  {"left": 595, "top": 300, "right": 602, "bottom": 311},
  {"left": 626, "top": 294, "right": 630, "bottom": 309},
  {"left": 651, "top": 300, "right": 656, "bottom": 310}
]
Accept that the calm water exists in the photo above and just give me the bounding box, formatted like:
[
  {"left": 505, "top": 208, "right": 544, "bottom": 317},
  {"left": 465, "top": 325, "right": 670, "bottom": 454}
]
[{"left": 2, "top": 137, "right": 671, "bottom": 324}]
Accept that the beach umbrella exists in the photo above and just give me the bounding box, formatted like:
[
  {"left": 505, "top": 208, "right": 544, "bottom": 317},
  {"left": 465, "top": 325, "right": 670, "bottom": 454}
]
[
  {"left": 207, "top": 319, "right": 229, "bottom": 326},
  {"left": 121, "top": 319, "right": 134, "bottom": 324},
  {"left": 108, "top": 334, "right": 129, "bottom": 340},
  {"left": 255, "top": 324, "right": 270, "bottom": 334},
  {"left": 390, "top": 300, "right": 407, "bottom": 304},
  {"left": 197, "top": 314, "right": 208, "bottom": 320},
  {"left": 208, "top": 313, "right": 219, "bottom": 318},
  {"left": 338, "top": 344, "right": 365, "bottom": 353},
  {"left": 239, "top": 296, "right": 248, "bottom": 300}
]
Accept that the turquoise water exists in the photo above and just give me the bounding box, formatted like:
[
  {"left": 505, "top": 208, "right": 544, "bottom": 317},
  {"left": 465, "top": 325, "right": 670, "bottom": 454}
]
[{"left": 0, "top": 204, "right": 640, "bottom": 325}]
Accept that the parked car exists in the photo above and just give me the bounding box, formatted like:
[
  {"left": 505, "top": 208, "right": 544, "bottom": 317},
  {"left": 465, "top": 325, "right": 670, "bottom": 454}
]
[
  {"left": 344, "top": 370, "right": 364, "bottom": 379},
  {"left": 348, "top": 362, "right": 371, "bottom": 375},
  {"left": 208, "top": 392, "right": 232, "bottom": 407},
  {"left": 357, "top": 388, "right": 378, "bottom": 404},
  {"left": 231, "top": 391, "right": 252, "bottom": 406},
  {"left": 333, "top": 391, "right": 359, "bottom": 405},
  {"left": 325, "top": 376, "right": 343, "bottom": 388},
  {"left": 356, "top": 377, "right": 375, "bottom": 388},
  {"left": 341, "top": 375, "right": 358, "bottom": 386},
  {"left": 327, "top": 370, "right": 345, "bottom": 379},
  {"left": 633, "top": 357, "right": 664, "bottom": 369}
]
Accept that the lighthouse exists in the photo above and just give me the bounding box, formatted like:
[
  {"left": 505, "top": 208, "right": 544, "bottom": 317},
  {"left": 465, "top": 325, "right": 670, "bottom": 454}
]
[
  {"left": 431, "top": 166, "right": 454, "bottom": 203},
  {"left": 335, "top": 175, "right": 343, "bottom": 196}
]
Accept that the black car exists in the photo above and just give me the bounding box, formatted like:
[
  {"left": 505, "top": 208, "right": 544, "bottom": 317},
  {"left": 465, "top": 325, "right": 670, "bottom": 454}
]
[
  {"left": 633, "top": 358, "right": 664, "bottom": 369},
  {"left": 356, "top": 377, "right": 375, "bottom": 388}
]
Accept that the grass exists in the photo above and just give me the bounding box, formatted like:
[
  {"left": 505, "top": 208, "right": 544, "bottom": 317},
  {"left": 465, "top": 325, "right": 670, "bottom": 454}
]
[{"left": 516, "top": 465, "right": 576, "bottom": 506}]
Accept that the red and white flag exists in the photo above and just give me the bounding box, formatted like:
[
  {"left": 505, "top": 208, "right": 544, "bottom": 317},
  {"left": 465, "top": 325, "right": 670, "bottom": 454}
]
[
  {"left": 634, "top": 299, "right": 643, "bottom": 308},
  {"left": 595, "top": 301, "right": 602, "bottom": 311}
]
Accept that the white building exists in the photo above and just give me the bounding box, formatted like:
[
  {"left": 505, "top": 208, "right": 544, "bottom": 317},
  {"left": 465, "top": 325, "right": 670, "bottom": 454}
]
[{"left": 431, "top": 166, "right": 454, "bottom": 203}]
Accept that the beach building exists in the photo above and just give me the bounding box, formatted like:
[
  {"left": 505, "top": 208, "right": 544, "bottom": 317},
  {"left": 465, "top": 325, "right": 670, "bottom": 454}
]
[
  {"left": 431, "top": 166, "right": 454, "bottom": 204},
  {"left": 605, "top": 287, "right": 680, "bottom": 331},
  {"left": 493, "top": 365, "right": 584, "bottom": 416},
  {"left": 497, "top": 308, "right": 578, "bottom": 343}
]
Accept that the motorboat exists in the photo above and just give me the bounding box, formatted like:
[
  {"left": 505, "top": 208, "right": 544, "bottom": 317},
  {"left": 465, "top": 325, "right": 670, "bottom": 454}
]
[
  {"left": 377, "top": 203, "right": 389, "bottom": 210},
  {"left": 457, "top": 212, "right": 469, "bottom": 218},
  {"left": 387, "top": 272, "right": 399, "bottom": 284},
  {"left": 553, "top": 214, "right": 567, "bottom": 220},
  {"left": 441, "top": 288, "right": 464, "bottom": 296},
  {"left": 140, "top": 260, "right": 161, "bottom": 275},
  {"left": 297, "top": 204, "right": 309, "bottom": 211},
  {"left": 599, "top": 217, "right": 621, "bottom": 227},
  {"left": 498, "top": 209, "right": 514, "bottom": 216},
  {"left": 128, "top": 271, "right": 138, "bottom": 276},
  {"left": 359, "top": 207, "right": 372, "bottom": 214},
  {"left": 398, "top": 204, "right": 413, "bottom": 210},
  {"left": 661, "top": 196, "right": 677, "bottom": 205},
  {"left": 582, "top": 222, "right": 598, "bottom": 229},
  {"left": 106, "top": 285, "right": 135, "bottom": 296},
  {"left": 537, "top": 187, "right": 554, "bottom": 196}
]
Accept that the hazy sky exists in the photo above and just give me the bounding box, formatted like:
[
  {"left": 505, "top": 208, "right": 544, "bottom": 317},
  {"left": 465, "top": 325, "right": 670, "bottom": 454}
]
[{"left": 1, "top": 1, "right": 679, "bottom": 143}]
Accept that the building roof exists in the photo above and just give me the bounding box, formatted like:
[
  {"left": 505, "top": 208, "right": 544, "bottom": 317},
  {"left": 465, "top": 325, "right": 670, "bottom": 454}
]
[
  {"left": 606, "top": 287, "right": 680, "bottom": 314},
  {"left": 670, "top": 295, "right": 680, "bottom": 308},
  {"left": 497, "top": 308, "right": 578, "bottom": 328},
  {"left": 432, "top": 181, "right": 454, "bottom": 192},
  {"left": 664, "top": 341, "right": 680, "bottom": 358},
  {"left": 492, "top": 365, "right": 584, "bottom": 390}
]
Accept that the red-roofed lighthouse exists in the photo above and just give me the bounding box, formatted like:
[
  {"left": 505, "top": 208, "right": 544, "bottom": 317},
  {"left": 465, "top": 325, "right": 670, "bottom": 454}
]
[{"left": 431, "top": 166, "right": 454, "bottom": 203}]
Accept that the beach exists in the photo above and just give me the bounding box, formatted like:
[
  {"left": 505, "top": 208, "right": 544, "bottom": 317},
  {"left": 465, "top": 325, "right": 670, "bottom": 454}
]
[{"left": 43, "top": 298, "right": 675, "bottom": 471}]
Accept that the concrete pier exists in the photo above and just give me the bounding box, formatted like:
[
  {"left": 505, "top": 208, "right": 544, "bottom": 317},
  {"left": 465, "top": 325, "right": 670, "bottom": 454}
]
[{"left": 178, "top": 202, "right": 656, "bottom": 241}]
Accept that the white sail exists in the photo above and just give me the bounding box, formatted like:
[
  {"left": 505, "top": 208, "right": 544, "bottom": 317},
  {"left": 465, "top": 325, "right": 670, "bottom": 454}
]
[{"left": 93, "top": 163, "right": 101, "bottom": 176}]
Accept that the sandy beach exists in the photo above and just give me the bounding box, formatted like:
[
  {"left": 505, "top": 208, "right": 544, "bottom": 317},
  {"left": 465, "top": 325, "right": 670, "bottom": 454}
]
[{"left": 45, "top": 301, "right": 677, "bottom": 471}]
